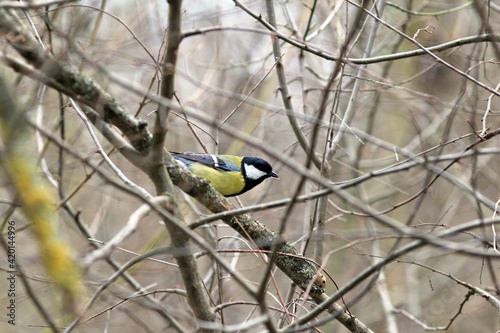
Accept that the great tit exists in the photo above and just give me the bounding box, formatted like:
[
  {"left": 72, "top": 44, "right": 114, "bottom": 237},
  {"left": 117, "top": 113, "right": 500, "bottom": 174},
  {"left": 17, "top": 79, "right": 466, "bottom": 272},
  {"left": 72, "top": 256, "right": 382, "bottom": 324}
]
[{"left": 172, "top": 152, "right": 279, "bottom": 197}]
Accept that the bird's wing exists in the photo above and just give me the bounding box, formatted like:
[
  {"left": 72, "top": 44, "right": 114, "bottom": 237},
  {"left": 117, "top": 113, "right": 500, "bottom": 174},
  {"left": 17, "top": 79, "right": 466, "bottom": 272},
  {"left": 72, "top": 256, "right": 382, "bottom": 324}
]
[{"left": 171, "top": 153, "right": 238, "bottom": 172}]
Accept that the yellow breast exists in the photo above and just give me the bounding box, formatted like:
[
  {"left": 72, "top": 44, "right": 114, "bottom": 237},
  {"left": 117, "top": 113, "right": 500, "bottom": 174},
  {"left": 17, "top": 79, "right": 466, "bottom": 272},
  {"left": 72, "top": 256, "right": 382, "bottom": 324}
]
[{"left": 189, "top": 164, "right": 244, "bottom": 196}]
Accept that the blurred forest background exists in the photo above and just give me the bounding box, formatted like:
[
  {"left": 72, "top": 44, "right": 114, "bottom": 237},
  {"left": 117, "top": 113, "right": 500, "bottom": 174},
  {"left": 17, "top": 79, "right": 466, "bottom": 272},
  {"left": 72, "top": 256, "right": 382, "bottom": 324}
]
[{"left": 1, "top": 0, "right": 500, "bottom": 332}]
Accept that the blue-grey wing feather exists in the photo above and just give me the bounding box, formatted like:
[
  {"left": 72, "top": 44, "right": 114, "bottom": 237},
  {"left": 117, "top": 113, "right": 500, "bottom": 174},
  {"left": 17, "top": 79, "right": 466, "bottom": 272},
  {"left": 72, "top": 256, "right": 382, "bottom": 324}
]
[{"left": 172, "top": 153, "right": 238, "bottom": 172}]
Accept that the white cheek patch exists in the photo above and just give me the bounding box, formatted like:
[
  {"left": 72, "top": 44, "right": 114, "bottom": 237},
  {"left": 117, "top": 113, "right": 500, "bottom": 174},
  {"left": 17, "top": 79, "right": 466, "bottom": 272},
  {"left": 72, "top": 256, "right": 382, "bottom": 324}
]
[{"left": 244, "top": 163, "right": 267, "bottom": 180}]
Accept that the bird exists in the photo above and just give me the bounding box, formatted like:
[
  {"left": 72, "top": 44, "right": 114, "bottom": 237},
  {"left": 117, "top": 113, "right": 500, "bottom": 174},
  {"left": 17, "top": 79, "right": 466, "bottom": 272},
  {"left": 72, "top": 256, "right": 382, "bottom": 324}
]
[{"left": 171, "top": 152, "right": 278, "bottom": 197}]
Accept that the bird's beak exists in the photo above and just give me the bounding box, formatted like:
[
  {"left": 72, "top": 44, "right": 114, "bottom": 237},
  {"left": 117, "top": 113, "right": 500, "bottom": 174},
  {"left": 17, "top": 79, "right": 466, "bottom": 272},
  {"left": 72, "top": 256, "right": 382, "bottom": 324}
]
[{"left": 270, "top": 171, "right": 279, "bottom": 179}]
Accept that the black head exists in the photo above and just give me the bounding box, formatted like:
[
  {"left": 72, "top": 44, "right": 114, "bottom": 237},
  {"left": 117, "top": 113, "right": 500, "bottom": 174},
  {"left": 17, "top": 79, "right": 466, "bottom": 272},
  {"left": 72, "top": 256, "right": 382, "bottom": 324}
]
[{"left": 239, "top": 157, "right": 278, "bottom": 195}]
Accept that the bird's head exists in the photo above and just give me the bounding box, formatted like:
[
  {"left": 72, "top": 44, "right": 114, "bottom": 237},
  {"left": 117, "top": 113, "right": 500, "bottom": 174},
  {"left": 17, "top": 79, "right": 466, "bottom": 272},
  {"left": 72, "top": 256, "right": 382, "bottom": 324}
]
[{"left": 240, "top": 157, "right": 278, "bottom": 194}]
